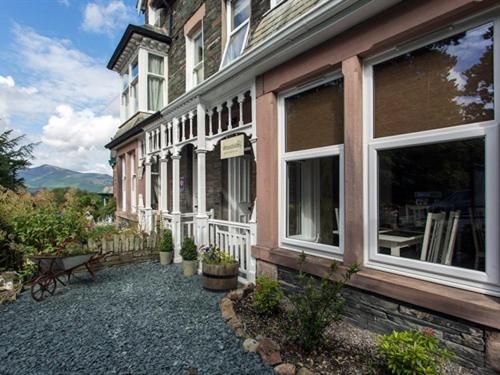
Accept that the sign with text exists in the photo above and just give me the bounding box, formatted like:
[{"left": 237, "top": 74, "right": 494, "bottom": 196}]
[{"left": 220, "top": 135, "right": 244, "bottom": 159}]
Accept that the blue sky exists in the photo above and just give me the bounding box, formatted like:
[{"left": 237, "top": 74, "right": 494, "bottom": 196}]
[{"left": 0, "top": 0, "right": 142, "bottom": 174}]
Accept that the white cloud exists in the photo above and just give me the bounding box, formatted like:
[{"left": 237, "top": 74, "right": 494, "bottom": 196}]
[
  {"left": 11, "top": 24, "right": 120, "bottom": 113},
  {"left": 57, "top": 0, "right": 70, "bottom": 6},
  {"left": 0, "top": 24, "right": 121, "bottom": 172},
  {"left": 35, "top": 105, "right": 119, "bottom": 173},
  {"left": 82, "top": 0, "right": 136, "bottom": 35},
  {"left": 0, "top": 75, "right": 15, "bottom": 88}
]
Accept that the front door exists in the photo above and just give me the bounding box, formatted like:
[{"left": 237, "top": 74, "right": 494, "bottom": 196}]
[{"left": 228, "top": 155, "right": 252, "bottom": 223}]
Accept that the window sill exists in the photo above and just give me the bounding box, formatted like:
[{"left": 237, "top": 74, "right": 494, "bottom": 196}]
[{"left": 252, "top": 244, "right": 500, "bottom": 330}]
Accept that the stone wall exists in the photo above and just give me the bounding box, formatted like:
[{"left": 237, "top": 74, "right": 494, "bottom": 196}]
[
  {"left": 168, "top": 0, "right": 223, "bottom": 102},
  {"left": 276, "top": 265, "right": 500, "bottom": 374}
]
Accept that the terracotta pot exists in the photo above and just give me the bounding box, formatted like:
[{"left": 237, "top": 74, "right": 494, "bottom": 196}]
[
  {"left": 202, "top": 262, "right": 239, "bottom": 291},
  {"left": 182, "top": 260, "right": 198, "bottom": 276},
  {"left": 159, "top": 251, "right": 173, "bottom": 265}
]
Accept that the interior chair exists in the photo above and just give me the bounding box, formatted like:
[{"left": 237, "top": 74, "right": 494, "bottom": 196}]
[{"left": 420, "top": 211, "right": 460, "bottom": 265}]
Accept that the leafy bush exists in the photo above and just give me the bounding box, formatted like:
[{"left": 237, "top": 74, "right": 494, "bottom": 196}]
[
  {"left": 180, "top": 237, "right": 197, "bottom": 261},
  {"left": 199, "top": 245, "right": 236, "bottom": 264},
  {"left": 287, "top": 252, "right": 359, "bottom": 351},
  {"left": 88, "top": 224, "right": 119, "bottom": 241},
  {"left": 159, "top": 229, "right": 174, "bottom": 252},
  {"left": 378, "top": 329, "right": 452, "bottom": 375},
  {"left": 253, "top": 275, "right": 284, "bottom": 315}
]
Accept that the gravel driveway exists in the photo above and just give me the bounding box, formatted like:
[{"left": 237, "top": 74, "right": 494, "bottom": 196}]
[{"left": 0, "top": 262, "right": 273, "bottom": 375}]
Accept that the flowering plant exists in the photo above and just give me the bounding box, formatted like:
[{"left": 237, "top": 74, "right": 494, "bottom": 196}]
[{"left": 199, "top": 245, "right": 237, "bottom": 265}]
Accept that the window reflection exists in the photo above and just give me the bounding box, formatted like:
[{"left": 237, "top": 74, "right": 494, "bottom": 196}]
[
  {"left": 374, "top": 23, "right": 493, "bottom": 138},
  {"left": 377, "top": 138, "right": 485, "bottom": 271},
  {"left": 287, "top": 156, "right": 340, "bottom": 247}
]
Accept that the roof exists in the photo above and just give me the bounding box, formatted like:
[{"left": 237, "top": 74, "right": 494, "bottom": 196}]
[
  {"left": 107, "top": 24, "right": 171, "bottom": 71},
  {"left": 105, "top": 112, "right": 162, "bottom": 149},
  {"left": 247, "top": 0, "right": 322, "bottom": 50}
]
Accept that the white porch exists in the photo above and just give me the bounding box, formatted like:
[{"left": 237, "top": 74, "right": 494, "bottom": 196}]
[{"left": 138, "top": 84, "right": 257, "bottom": 282}]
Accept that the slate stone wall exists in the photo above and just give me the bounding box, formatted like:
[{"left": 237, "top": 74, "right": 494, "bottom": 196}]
[
  {"left": 278, "top": 265, "right": 499, "bottom": 374},
  {"left": 168, "top": 0, "right": 223, "bottom": 102}
]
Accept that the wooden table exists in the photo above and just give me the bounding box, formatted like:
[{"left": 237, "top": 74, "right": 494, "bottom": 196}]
[{"left": 379, "top": 230, "right": 424, "bottom": 257}]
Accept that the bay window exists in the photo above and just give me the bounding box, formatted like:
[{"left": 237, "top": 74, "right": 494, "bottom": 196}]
[
  {"left": 130, "top": 153, "right": 137, "bottom": 214},
  {"left": 148, "top": 53, "right": 165, "bottom": 112},
  {"left": 121, "top": 156, "right": 127, "bottom": 212},
  {"left": 365, "top": 19, "right": 499, "bottom": 294},
  {"left": 221, "top": 0, "right": 250, "bottom": 67},
  {"left": 280, "top": 77, "right": 344, "bottom": 256}
]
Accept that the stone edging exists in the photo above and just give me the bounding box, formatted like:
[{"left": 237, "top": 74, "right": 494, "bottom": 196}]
[{"left": 219, "top": 283, "right": 314, "bottom": 375}]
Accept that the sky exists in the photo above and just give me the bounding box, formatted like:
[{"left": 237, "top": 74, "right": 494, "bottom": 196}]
[{"left": 0, "top": 0, "right": 143, "bottom": 175}]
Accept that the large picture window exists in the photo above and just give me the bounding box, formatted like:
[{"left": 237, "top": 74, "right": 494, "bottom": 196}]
[
  {"left": 366, "top": 20, "right": 499, "bottom": 294},
  {"left": 280, "top": 77, "right": 344, "bottom": 256}
]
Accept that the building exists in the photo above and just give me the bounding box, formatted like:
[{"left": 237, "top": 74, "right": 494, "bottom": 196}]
[{"left": 105, "top": 0, "right": 500, "bottom": 372}]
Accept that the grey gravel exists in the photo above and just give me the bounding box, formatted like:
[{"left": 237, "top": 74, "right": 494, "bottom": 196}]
[{"left": 0, "top": 262, "right": 273, "bottom": 375}]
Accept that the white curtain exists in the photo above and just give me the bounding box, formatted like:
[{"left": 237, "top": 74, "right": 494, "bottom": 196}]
[
  {"left": 148, "top": 54, "right": 164, "bottom": 74},
  {"left": 148, "top": 77, "right": 164, "bottom": 111}
]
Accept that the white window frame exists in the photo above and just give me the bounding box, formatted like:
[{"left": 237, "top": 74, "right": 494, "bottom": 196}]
[
  {"left": 270, "top": 0, "right": 285, "bottom": 8},
  {"left": 363, "top": 14, "right": 500, "bottom": 296},
  {"left": 278, "top": 73, "right": 345, "bottom": 260},
  {"left": 220, "top": 0, "right": 251, "bottom": 68},
  {"left": 121, "top": 156, "right": 127, "bottom": 212},
  {"left": 130, "top": 152, "right": 137, "bottom": 214},
  {"left": 186, "top": 27, "right": 204, "bottom": 90},
  {"left": 147, "top": 53, "right": 166, "bottom": 112}
]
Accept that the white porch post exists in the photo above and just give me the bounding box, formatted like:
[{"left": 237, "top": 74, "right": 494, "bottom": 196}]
[
  {"left": 172, "top": 150, "right": 182, "bottom": 262},
  {"left": 195, "top": 103, "right": 209, "bottom": 246},
  {"left": 247, "top": 84, "right": 258, "bottom": 283},
  {"left": 144, "top": 155, "right": 152, "bottom": 233},
  {"left": 160, "top": 154, "right": 168, "bottom": 213}
]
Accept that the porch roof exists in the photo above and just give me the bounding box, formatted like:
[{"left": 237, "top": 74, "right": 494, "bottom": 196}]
[{"left": 105, "top": 111, "right": 161, "bottom": 149}]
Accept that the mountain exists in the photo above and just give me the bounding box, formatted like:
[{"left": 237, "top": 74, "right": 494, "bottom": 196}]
[{"left": 20, "top": 165, "right": 113, "bottom": 193}]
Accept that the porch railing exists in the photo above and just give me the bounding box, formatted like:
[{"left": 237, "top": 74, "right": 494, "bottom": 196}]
[
  {"left": 180, "top": 213, "right": 196, "bottom": 240},
  {"left": 208, "top": 219, "right": 252, "bottom": 279}
]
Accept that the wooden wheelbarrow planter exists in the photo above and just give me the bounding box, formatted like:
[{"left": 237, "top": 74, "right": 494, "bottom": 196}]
[{"left": 29, "top": 253, "right": 99, "bottom": 301}]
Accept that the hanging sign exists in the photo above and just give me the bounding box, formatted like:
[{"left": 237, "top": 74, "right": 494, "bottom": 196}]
[{"left": 220, "top": 135, "right": 244, "bottom": 159}]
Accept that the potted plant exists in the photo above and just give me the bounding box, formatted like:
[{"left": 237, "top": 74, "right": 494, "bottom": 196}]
[
  {"left": 158, "top": 229, "right": 174, "bottom": 265},
  {"left": 199, "top": 245, "right": 239, "bottom": 291},
  {"left": 180, "top": 237, "right": 198, "bottom": 276}
]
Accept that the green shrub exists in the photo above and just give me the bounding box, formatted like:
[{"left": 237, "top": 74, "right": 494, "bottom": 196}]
[
  {"left": 253, "top": 275, "right": 284, "bottom": 315},
  {"left": 199, "top": 245, "right": 237, "bottom": 264},
  {"left": 159, "top": 229, "right": 174, "bottom": 252},
  {"left": 180, "top": 237, "right": 197, "bottom": 261},
  {"left": 287, "top": 252, "right": 359, "bottom": 351},
  {"left": 88, "top": 224, "right": 118, "bottom": 240},
  {"left": 378, "top": 329, "right": 452, "bottom": 375}
]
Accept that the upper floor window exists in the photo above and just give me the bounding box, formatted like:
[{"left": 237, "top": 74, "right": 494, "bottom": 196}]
[
  {"left": 131, "top": 60, "right": 138, "bottom": 79},
  {"left": 148, "top": 53, "right": 165, "bottom": 112},
  {"left": 221, "top": 0, "right": 250, "bottom": 67},
  {"left": 270, "top": 0, "right": 285, "bottom": 8},
  {"left": 186, "top": 28, "right": 204, "bottom": 89}
]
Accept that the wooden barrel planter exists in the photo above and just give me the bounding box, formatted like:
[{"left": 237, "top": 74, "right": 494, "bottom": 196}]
[{"left": 202, "top": 263, "right": 239, "bottom": 291}]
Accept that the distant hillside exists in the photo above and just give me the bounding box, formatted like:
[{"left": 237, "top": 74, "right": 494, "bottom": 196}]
[{"left": 20, "top": 165, "right": 113, "bottom": 193}]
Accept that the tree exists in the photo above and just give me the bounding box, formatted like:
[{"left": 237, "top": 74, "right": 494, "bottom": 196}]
[{"left": 0, "top": 130, "right": 36, "bottom": 190}]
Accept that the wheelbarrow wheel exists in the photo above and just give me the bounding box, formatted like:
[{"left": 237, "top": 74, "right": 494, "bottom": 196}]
[{"left": 31, "top": 277, "right": 57, "bottom": 301}]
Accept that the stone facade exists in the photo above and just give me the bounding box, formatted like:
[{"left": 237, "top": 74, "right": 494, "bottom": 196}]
[
  {"left": 277, "top": 265, "right": 499, "bottom": 374},
  {"left": 167, "top": 0, "right": 223, "bottom": 102}
]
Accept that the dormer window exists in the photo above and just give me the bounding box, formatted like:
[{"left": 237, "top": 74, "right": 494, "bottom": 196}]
[
  {"left": 221, "top": 0, "right": 250, "bottom": 67},
  {"left": 148, "top": 53, "right": 165, "bottom": 112}
]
